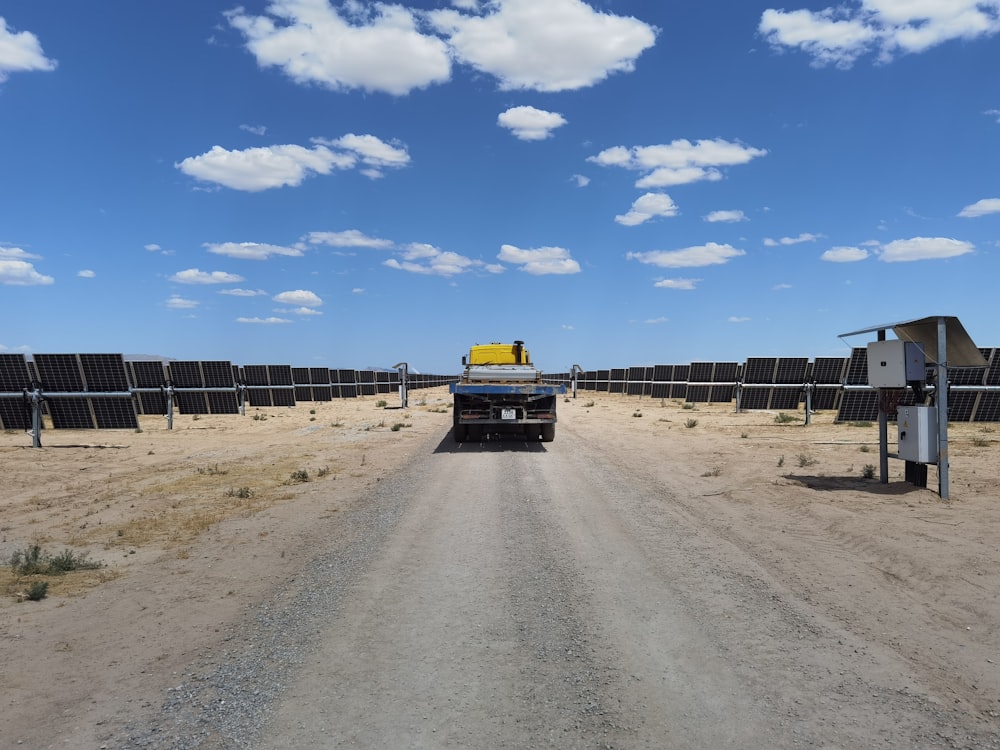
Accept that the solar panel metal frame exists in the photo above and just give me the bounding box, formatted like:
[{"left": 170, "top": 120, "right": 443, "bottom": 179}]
[
  {"left": 0, "top": 398, "right": 33, "bottom": 430},
  {"left": 743, "top": 357, "right": 777, "bottom": 385},
  {"left": 33, "top": 354, "right": 86, "bottom": 392},
  {"left": 0, "top": 353, "right": 33, "bottom": 391},
  {"left": 844, "top": 348, "right": 870, "bottom": 385},
  {"left": 79, "top": 353, "right": 130, "bottom": 391},
  {"left": 836, "top": 390, "right": 879, "bottom": 423},
  {"left": 811, "top": 357, "right": 848, "bottom": 385}
]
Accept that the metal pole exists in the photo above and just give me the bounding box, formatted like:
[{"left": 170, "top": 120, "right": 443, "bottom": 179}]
[
  {"left": 29, "top": 388, "right": 43, "bottom": 448},
  {"left": 804, "top": 382, "right": 813, "bottom": 426},
  {"left": 393, "top": 363, "right": 408, "bottom": 408},
  {"left": 937, "top": 317, "right": 950, "bottom": 500},
  {"left": 571, "top": 365, "right": 582, "bottom": 398},
  {"left": 877, "top": 330, "right": 889, "bottom": 484}
]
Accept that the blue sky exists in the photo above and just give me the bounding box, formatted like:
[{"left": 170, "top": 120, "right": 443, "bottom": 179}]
[{"left": 1, "top": 1, "right": 998, "bottom": 374}]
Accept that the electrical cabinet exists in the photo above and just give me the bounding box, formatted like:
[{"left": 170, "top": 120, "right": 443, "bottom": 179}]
[
  {"left": 897, "top": 405, "right": 938, "bottom": 463},
  {"left": 867, "top": 340, "right": 926, "bottom": 388}
]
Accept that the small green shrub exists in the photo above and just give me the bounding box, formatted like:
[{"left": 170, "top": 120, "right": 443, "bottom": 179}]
[
  {"left": 701, "top": 467, "right": 722, "bottom": 477},
  {"left": 682, "top": 402, "right": 695, "bottom": 410},
  {"left": 859, "top": 444, "right": 871, "bottom": 453},
  {"left": 317, "top": 466, "right": 331, "bottom": 477},
  {"left": 288, "top": 469, "right": 310, "bottom": 484},
  {"left": 797, "top": 453, "right": 817, "bottom": 468},
  {"left": 774, "top": 412, "right": 800, "bottom": 424},
  {"left": 226, "top": 486, "right": 254, "bottom": 499},
  {"left": 10, "top": 545, "right": 45, "bottom": 576},
  {"left": 684, "top": 418, "right": 698, "bottom": 428},
  {"left": 862, "top": 464, "right": 876, "bottom": 479},
  {"left": 26, "top": 581, "right": 48, "bottom": 601},
  {"left": 46, "top": 549, "right": 101, "bottom": 574},
  {"left": 390, "top": 422, "right": 411, "bottom": 431},
  {"left": 777, "top": 455, "right": 785, "bottom": 468},
  {"left": 632, "top": 411, "right": 643, "bottom": 418},
  {"left": 376, "top": 400, "right": 388, "bottom": 408}
]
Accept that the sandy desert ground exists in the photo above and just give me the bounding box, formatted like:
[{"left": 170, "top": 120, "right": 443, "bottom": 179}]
[{"left": 2, "top": 388, "right": 999, "bottom": 747}]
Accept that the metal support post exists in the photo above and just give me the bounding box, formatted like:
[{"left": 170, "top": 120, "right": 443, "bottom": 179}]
[{"left": 936, "top": 317, "right": 950, "bottom": 499}]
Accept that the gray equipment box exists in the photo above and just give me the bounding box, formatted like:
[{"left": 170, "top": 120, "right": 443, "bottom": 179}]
[
  {"left": 897, "top": 405, "right": 938, "bottom": 463},
  {"left": 867, "top": 340, "right": 926, "bottom": 388}
]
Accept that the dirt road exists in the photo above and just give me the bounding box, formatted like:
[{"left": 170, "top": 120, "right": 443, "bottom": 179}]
[
  {"left": 254, "top": 424, "right": 997, "bottom": 749},
  {"left": 4, "top": 393, "right": 1000, "bottom": 748}
]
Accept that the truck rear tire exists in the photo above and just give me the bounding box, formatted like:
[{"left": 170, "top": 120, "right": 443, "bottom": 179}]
[
  {"left": 540, "top": 424, "right": 555, "bottom": 442},
  {"left": 525, "top": 424, "right": 541, "bottom": 441},
  {"left": 453, "top": 424, "right": 468, "bottom": 442}
]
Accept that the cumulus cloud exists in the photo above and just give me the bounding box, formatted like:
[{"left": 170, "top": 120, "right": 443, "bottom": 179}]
[
  {"left": 877, "top": 237, "right": 975, "bottom": 262},
  {"left": 497, "top": 106, "right": 567, "bottom": 140},
  {"left": 206, "top": 241, "right": 304, "bottom": 260},
  {"left": 759, "top": 2, "right": 1000, "bottom": 68},
  {"left": 497, "top": 244, "right": 581, "bottom": 275},
  {"left": 764, "top": 232, "right": 822, "bottom": 246},
  {"left": 219, "top": 288, "right": 268, "bottom": 297},
  {"left": 0, "top": 18, "right": 57, "bottom": 82},
  {"left": 176, "top": 134, "right": 408, "bottom": 191},
  {"left": 273, "top": 289, "right": 323, "bottom": 307},
  {"left": 589, "top": 138, "right": 766, "bottom": 188},
  {"left": 226, "top": 1, "right": 451, "bottom": 95},
  {"left": 170, "top": 268, "right": 245, "bottom": 284},
  {"left": 166, "top": 295, "right": 199, "bottom": 310},
  {"left": 236, "top": 316, "right": 292, "bottom": 324},
  {"left": 615, "top": 193, "right": 678, "bottom": 226},
  {"left": 384, "top": 243, "right": 481, "bottom": 276},
  {"left": 571, "top": 174, "right": 590, "bottom": 187},
  {"left": 0, "top": 259, "right": 54, "bottom": 285},
  {"left": 428, "top": 0, "right": 657, "bottom": 92},
  {"left": 821, "top": 246, "right": 870, "bottom": 262},
  {"left": 705, "top": 210, "right": 747, "bottom": 223},
  {"left": 307, "top": 229, "right": 394, "bottom": 249},
  {"left": 654, "top": 278, "right": 700, "bottom": 290},
  {"left": 958, "top": 198, "right": 1000, "bottom": 218},
  {"left": 627, "top": 242, "right": 745, "bottom": 268}
]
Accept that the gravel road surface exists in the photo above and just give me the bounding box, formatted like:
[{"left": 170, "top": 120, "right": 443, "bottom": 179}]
[{"left": 116, "top": 417, "right": 998, "bottom": 749}]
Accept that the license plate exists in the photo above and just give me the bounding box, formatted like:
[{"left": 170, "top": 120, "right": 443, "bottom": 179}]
[{"left": 501, "top": 408, "right": 516, "bottom": 420}]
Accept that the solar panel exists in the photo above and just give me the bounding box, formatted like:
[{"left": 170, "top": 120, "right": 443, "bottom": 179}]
[
  {"left": 292, "top": 367, "right": 310, "bottom": 385},
  {"left": 836, "top": 390, "right": 879, "bottom": 423},
  {"left": 844, "top": 348, "right": 869, "bottom": 385},
  {"left": 129, "top": 360, "right": 167, "bottom": 388},
  {"left": 812, "top": 357, "right": 848, "bottom": 384},
  {"left": 974, "top": 392, "right": 1000, "bottom": 421},
  {"left": 91, "top": 396, "right": 139, "bottom": 429},
  {"left": 312, "top": 385, "right": 332, "bottom": 401},
  {"left": 984, "top": 349, "right": 1000, "bottom": 386},
  {"left": 709, "top": 385, "right": 734, "bottom": 402},
  {"left": 947, "top": 391, "right": 977, "bottom": 422},
  {"left": 168, "top": 362, "right": 204, "bottom": 388},
  {"left": 774, "top": 358, "right": 808, "bottom": 384},
  {"left": 687, "top": 362, "right": 711, "bottom": 382},
  {"left": 686, "top": 384, "right": 710, "bottom": 403},
  {"left": 242, "top": 365, "right": 269, "bottom": 386},
  {"left": 201, "top": 361, "right": 235, "bottom": 388},
  {"left": 207, "top": 391, "right": 239, "bottom": 414},
  {"left": 47, "top": 397, "right": 96, "bottom": 429},
  {"left": 79, "top": 354, "right": 130, "bottom": 391},
  {"left": 176, "top": 392, "right": 210, "bottom": 415},
  {"left": 34, "top": 354, "right": 86, "bottom": 391},
  {"left": 135, "top": 392, "right": 167, "bottom": 415},
  {"left": 0, "top": 399, "right": 32, "bottom": 430},
  {"left": 652, "top": 365, "right": 671, "bottom": 382},
  {"left": 811, "top": 387, "right": 842, "bottom": 411},
  {"left": 0, "top": 354, "right": 32, "bottom": 391},
  {"left": 310, "top": 367, "right": 330, "bottom": 385},
  {"left": 743, "top": 358, "right": 777, "bottom": 384},
  {"left": 740, "top": 387, "right": 771, "bottom": 410},
  {"left": 714, "top": 362, "right": 739, "bottom": 383},
  {"left": 769, "top": 387, "right": 802, "bottom": 410}
]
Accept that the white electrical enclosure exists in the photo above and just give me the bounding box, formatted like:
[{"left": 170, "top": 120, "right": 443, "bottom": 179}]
[
  {"left": 867, "top": 340, "right": 926, "bottom": 388},
  {"left": 897, "top": 405, "right": 938, "bottom": 463}
]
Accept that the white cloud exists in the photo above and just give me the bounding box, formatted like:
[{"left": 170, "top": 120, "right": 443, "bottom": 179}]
[
  {"left": 571, "top": 174, "right": 590, "bottom": 187},
  {"left": 0, "top": 259, "right": 53, "bottom": 285},
  {"left": 236, "top": 316, "right": 293, "bottom": 324},
  {"left": 219, "top": 288, "right": 268, "bottom": 297},
  {"left": 352, "top": 287, "right": 365, "bottom": 294},
  {"left": 645, "top": 317, "right": 669, "bottom": 324},
  {"left": 206, "top": 241, "right": 304, "bottom": 260},
  {"left": 764, "top": 232, "right": 822, "bottom": 246},
  {"left": 497, "top": 106, "right": 567, "bottom": 140},
  {"left": 77, "top": 269, "right": 95, "bottom": 278},
  {"left": 759, "top": 2, "right": 1000, "bottom": 68},
  {"left": 987, "top": 108, "right": 1000, "bottom": 123},
  {"left": 958, "top": 198, "right": 1000, "bottom": 218},
  {"left": 177, "top": 144, "right": 349, "bottom": 191},
  {"left": 273, "top": 289, "right": 323, "bottom": 307},
  {"left": 428, "top": 0, "right": 657, "bottom": 92},
  {"left": 821, "top": 246, "right": 870, "bottom": 262},
  {"left": 384, "top": 243, "right": 481, "bottom": 276},
  {"left": 144, "top": 243, "right": 162, "bottom": 252},
  {"left": 705, "top": 210, "right": 747, "bottom": 223},
  {"left": 590, "top": 138, "right": 766, "bottom": 188},
  {"left": 627, "top": 242, "right": 745, "bottom": 268},
  {"left": 877, "top": 237, "right": 975, "bottom": 262},
  {"left": 0, "top": 18, "right": 57, "bottom": 82},
  {"left": 177, "top": 134, "right": 409, "bottom": 190},
  {"left": 654, "top": 278, "right": 700, "bottom": 290},
  {"left": 728, "top": 316, "right": 751, "bottom": 323},
  {"left": 307, "top": 229, "right": 394, "bottom": 249},
  {"left": 497, "top": 244, "right": 581, "bottom": 275},
  {"left": 166, "top": 295, "right": 199, "bottom": 310},
  {"left": 170, "top": 268, "right": 245, "bottom": 284},
  {"left": 615, "top": 192, "right": 678, "bottom": 226},
  {"left": 772, "top": 283, "right": 793, "bottom": 291},
  {"left": 226, "top": 1, "right": 451, "bottom": 95},
  {"left": 0, "top": 246, "right": 40, "bottom": 260},
  {"left": 240, "top": 124, "right": 267, "bottom": 136},
  {"left": 280, "top": 306, "right": 323, "bottom": 316}
]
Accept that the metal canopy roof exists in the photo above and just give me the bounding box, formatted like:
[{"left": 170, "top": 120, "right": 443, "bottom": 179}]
[{"left": 839, "top": 315, "right": 987, "bottom": 368}]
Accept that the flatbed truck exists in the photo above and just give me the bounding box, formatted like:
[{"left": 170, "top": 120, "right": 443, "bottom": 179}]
[{"left": 450, "top": 341, "right": 565, "bottom": 442}]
